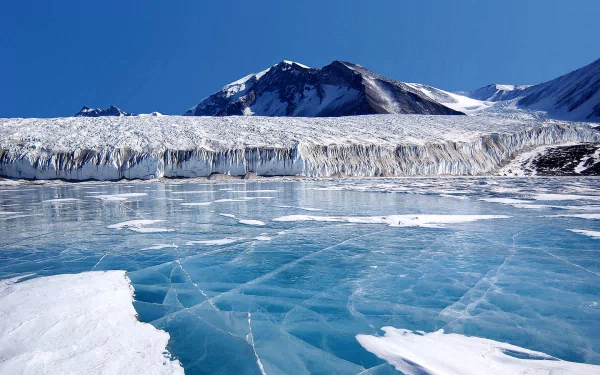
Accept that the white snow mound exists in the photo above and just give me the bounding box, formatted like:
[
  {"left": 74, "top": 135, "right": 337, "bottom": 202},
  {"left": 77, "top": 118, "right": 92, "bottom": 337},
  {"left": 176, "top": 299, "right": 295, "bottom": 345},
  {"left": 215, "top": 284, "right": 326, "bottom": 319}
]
[
  {"left": 356, "top": 327, "right": 600, "bottom": 375},
  {"left": 0, "top": 271, "right": 184, "bottom": 375}
]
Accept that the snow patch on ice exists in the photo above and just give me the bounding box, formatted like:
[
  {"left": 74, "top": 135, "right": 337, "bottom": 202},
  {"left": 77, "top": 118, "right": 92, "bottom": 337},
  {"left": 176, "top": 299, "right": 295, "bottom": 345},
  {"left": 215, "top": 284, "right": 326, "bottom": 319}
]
[
  {"left": 107, "top": 219, "right": 172, "bottom": 233},
  {"left": 272, "top": 214, "right": 510, "bottom": 228},
  {"left": 439, "top": 194, "right": 469, "bottom": 200},
  {"left": 185, "top": 238, "right": 242, "bottom": 246},
  {"left": 569, "top": 229, "right": 600, "bottom": 239},
  {"left": 532, "top": 194, "right": 600, "bottom": 201},
  {"left": 108, "top": 219, "right": 164, "bottom": 230},
  {"left": 227, "top": 190, "right": 278, "bottom": 193},
  {"left": 276, "top": 205, "right": 323, "bottom": 211},
  {"left": 141, "top": 244, "right": 179, "bottom": 250},
  {"left": 239, "top": 219, "right": 265, "bottom": 226},
  {"left": 480, "top": 197, "right": 532, "bottom": 205},
  {"left": 129, "top": 227, "right": 174, "bottom": 233},
  {"left": 171, "top": 190, "right": 216, "bottom": 194},
  {"left": 0, "top": 271, "right": 184, "bottom": 375},
  {"left": 218, "top": 213, "right": 265, "bottom": 226},
  {"left": 478, "top": 197, "right": 565, "bottom": 210},
  {"left": 88, "top": 193, "right": 147, "bottom": 201},
  {"left": 42, "top": 198, "right": 81, "bottom": 203},
  {"left": 0, "top": 211, "right": 21, "bottom": 215},
  {"left": 181, "top": 202, "right": 213, "bottom": 206},
  {"left": 356, "top": 327, "right": 599, "bottom": 375},
  {"left": 546, "top": 214, "right": 600, "bottom": 220}
]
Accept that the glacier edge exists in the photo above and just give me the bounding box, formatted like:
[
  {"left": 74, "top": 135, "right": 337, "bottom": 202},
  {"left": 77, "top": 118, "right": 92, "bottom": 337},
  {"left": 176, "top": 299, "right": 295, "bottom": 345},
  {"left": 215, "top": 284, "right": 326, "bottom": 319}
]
[{"left": 0, "top": 116, "right": 598, "bottom": 180}]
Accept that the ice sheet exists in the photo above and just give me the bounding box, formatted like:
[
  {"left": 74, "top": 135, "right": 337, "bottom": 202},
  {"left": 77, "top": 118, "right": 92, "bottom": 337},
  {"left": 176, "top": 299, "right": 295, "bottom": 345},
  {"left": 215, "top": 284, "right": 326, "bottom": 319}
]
[{"left": 2, "top": 178, "right": 600, "bottom": 374}]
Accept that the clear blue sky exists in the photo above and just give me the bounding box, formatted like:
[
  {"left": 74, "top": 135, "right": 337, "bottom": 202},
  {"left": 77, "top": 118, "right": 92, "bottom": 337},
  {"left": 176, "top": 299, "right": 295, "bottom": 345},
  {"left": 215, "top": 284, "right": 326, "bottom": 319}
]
[{"left": 1, "top": 0, "right": 598, "bottom": 117}]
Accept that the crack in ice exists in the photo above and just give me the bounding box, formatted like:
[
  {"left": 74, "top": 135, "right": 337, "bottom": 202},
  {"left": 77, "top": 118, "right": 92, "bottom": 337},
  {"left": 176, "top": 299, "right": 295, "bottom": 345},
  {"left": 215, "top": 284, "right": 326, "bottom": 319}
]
[
  {"left": 175, "top": 259, "right": 219, "bottom": 311},
  {"left": 439, "top": 226, "right": 537, "bottom": 328},
  {"left": 247, "top": 312, "right": 267, "bottom": 375},
  {"left": 200, "top": 230, "right": 386, "bottom": 309}
]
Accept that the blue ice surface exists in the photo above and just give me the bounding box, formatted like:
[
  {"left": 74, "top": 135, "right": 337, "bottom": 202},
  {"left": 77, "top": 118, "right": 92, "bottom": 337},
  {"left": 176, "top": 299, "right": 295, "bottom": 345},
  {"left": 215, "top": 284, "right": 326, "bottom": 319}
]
[{"left": 0, "top": 177, "right": 599, "bottom": 374}]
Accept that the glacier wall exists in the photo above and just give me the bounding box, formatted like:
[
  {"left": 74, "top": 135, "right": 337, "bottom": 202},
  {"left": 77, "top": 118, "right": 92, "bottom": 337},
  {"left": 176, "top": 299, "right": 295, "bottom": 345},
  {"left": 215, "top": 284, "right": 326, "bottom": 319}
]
[
  {"left": 0, "top": 122, "right": 598, "bottom": 180},
  {"left": 300, "top": 123, "right": 600, "bottom": 176}
]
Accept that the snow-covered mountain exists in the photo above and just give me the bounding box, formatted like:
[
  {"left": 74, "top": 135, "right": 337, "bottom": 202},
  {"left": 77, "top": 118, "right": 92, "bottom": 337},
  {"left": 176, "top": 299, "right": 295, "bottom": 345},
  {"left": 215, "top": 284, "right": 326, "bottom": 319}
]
[
  {"left": 403, "top": 83, "right": 492, "bottom": 114},
  {"left": 184, "top": 61, "right": 464, "bottom": 117},
  {"left": 516, "top": 58, "right": 600, "bottom": 122},
  {"left": 460, "top": 84, "right": 532, "bottom": 102},
  {"left": 75, "top": 105, "right": 134, "bottom": 117},
  {"left": 462, "top": 58, "right": 600, "bottom": 122}
]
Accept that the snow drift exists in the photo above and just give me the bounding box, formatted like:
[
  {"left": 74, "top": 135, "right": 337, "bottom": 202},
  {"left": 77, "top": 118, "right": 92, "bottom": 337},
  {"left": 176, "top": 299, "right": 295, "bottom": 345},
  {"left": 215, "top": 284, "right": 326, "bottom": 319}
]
[
  {"left": 0, "top": 115, "right": 598, "bottom": 180},
  {"left": 356, "top": 327, "right": 600, "bottom": 375},
  {"left": 0, "top": 271, "right": 183, "bottom": 375}
]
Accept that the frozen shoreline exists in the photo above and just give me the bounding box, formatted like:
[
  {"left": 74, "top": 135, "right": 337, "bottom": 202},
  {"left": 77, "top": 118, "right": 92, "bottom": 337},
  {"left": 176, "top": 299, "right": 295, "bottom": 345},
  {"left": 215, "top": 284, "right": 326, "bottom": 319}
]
[
  {"left": 2, "top": 174, "right": 600, "bottom": 188},
  {"left": 2, "top": 172, "right": 600, "bottom": 188}
]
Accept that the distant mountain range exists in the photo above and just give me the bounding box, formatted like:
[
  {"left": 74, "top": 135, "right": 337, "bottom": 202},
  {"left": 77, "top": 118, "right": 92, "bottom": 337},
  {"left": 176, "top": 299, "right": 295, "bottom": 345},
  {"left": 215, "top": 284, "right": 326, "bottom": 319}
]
[
  {"left": 516, "top": 58, "right": 600, "bottom": 121},
  {"left": 458, "top": 84, "right": 532, "bottom": 102},
  {"left": 75, "top": 105, "right": 134, "bottom": 117},
  {"left": 462, "top": 58, "right": 600, "bottom": 122},
  {"left": 75, "top": 57, "right": 600, "bottom": 122},
  {"left": 74, "top": 106, "right": 162, "bottom": 117}
]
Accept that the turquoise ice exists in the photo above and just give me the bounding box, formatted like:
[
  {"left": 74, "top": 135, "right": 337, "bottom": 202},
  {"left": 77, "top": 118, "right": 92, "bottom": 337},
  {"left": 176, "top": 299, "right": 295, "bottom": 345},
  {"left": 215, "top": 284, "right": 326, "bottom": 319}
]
[{"left": 0, "top": 178, "right": 599, "bottom": 374}]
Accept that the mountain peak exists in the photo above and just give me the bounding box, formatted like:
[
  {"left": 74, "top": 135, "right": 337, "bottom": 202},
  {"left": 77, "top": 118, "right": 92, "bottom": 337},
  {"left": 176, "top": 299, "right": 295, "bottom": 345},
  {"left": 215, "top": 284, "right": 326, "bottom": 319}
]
[
  {"left": 458, "top": 56, "right": 600, "bottom": 121},
  {"left": 516, "top": 56, "right": 600, "bottom": 121},
  {"left": 184, "top": 60, "right": 463, "bottom": 117},
  {"left": 323, "top": 60, "right": 359, "bottom": 71},
  {"left": 278, "top": 60, "right": 310, "bottom": 69},
  {"left": 75, "top": 105, "right": 134, "bottom": 117},
  {"left": 493, "top": 84, "right": 532, "bottom": 91}
]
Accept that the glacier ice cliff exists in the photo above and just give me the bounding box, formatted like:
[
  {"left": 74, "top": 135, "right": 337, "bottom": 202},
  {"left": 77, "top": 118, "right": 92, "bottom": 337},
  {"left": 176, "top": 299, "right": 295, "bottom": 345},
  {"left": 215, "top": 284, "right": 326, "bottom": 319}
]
[{"left": 0, "top": 115, "right": 598, "bottom": 180}]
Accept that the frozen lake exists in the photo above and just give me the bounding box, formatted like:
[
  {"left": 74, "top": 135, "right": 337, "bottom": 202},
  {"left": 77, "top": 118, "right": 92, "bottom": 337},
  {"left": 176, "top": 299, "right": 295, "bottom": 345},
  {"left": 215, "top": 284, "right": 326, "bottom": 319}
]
[{"left": 1, "top": 178, "right": 599, "bottom": 374}]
